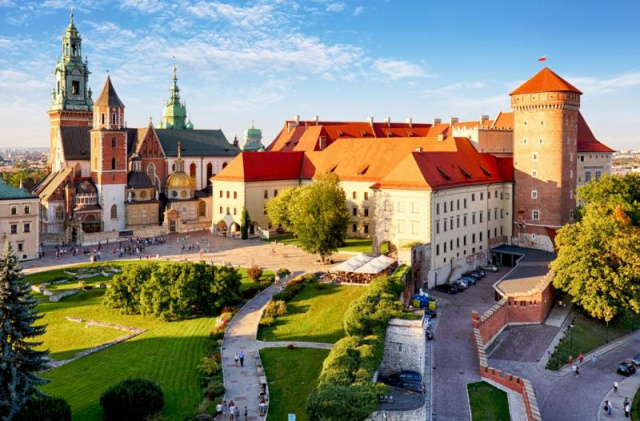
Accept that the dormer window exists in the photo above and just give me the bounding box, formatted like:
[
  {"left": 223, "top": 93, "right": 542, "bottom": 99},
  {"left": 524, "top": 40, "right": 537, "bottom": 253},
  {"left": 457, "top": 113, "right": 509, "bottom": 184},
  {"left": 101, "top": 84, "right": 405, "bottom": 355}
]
[
  {"left": 112, "top": 114, "right": 117, "bottom": 125},
  {"left": 101, "top": 113, "right": 105, "bottom": 125},
  {"left": 72, "top": 80, "right": 79, "bottom": 95}
]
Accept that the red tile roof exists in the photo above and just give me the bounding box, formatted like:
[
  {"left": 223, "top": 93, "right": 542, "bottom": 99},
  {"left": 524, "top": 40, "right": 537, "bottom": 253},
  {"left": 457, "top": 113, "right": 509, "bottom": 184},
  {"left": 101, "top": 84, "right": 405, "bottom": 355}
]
[
  {"left": 510, "top": 67, "right": 582, "bottom": 95},
  {"left": 492, "top": 112, "right": 513, "bottom": 129},
  {"left": 577, "top": 113, "right": 615, "bottom": 153},
  {"left": 213, "top": 151, "right": 304, "bottom": 181}
]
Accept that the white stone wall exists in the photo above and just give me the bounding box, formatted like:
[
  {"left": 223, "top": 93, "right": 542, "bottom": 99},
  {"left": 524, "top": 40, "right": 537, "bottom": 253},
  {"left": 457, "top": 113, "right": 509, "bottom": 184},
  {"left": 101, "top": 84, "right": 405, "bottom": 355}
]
[
  {"left": 378, "top": 318, "right": 425, "bottom": 377},
  {"left": 98, "top": 184, "right": 126, "bottom": 232}
]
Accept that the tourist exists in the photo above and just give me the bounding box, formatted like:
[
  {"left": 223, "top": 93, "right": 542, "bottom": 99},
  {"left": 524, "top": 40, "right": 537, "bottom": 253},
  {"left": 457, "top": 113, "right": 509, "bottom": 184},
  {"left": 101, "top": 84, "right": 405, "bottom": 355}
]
[
  {"left": 244, "top": 406, "right": 248, "bottom": 421},
  {"left": 239, "top": 350, "right": 245, "bottom": 367},
  {"left": 578, "top": 353, "right": 584, "bottom": 364},
  {"left": 235, "top": 352, "right": 239, "bottom": 367},
  {"left": 575, "top": 366, "right": 580, "bottom": 378},
  {"left": 625, "top": 401, "right": 630, "bottom": 418},
  {"left": 614, "top": 380, "right": 619, "bottom": 393},
  {"left": 571, "top": 363, "right": 577, "bottom": 376},
  {"left": 608, "top": 400, "right": 613, "bottom": 416},
  {"left": 229, "top": 400, "right": 236, "bottom": 420},
  {"left": 216, "top": 401, "right": 223, "bottom": 419},
  {"left": 592, "top": 354, "right": 597, "bottom": 367},
  {"left": 223, "top": 400, "right": 228, "bottom": 419}
]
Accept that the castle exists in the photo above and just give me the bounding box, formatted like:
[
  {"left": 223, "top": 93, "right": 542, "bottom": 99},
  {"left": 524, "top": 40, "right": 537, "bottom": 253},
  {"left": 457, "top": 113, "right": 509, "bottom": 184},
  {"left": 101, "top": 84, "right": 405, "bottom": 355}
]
[
  {"left": 34, "top": 14, "right": 241, "bottom": 245},
  {"left": 212, "top": 68, "right": 614, "bottom": 288}
]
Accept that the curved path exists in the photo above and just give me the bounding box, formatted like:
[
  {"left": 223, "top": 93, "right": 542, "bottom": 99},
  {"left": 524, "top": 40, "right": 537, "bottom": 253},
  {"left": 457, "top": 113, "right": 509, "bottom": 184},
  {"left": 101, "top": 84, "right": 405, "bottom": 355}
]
[{"left": 221, "top": 282, "right": 333, "bottom": 420}]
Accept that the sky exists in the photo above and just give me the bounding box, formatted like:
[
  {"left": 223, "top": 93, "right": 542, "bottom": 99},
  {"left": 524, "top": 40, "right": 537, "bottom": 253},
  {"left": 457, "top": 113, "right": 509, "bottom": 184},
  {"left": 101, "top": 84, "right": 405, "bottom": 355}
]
[{"left": 0, "top": 0, "right": 639, "bottom": 151}]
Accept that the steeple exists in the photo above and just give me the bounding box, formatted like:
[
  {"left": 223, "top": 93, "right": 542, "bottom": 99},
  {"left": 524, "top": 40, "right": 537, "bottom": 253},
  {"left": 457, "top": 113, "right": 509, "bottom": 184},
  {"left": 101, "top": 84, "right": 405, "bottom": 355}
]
[
  {"left": 159, "top": 61, "right": 193, "bottom": 130},
  {"left": 93, "top": 75, "right": 125, "bottom": 130},
  {"left": 50, "top": 11, "right": 92, "bottom": 112}
]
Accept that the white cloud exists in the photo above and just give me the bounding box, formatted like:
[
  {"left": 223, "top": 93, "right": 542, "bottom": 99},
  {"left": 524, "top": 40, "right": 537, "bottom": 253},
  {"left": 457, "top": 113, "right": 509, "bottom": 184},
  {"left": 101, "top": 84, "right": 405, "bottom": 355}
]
[
  {"left": 422, "top": 81, "right": 487, "bottom": 97},
  {"left": 568, "top": 72, "right": 640, "bottom": 94},
  {"left": 120, "top": 0, "right": 164, "bottom": 14},
  {"left": 354, "top": 6, "right": 364, "bottom": 16},
  {"left": 372, "top": 59, "right": 433, "bottom": 80},
  {"left": 326, "top": 2, "right": 345, "bottom": 12}
]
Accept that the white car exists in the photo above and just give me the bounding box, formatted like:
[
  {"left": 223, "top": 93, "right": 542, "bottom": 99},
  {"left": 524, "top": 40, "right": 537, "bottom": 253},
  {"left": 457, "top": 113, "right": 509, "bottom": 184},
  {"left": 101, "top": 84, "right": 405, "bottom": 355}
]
[{"left": 479, "top": 264, "right": 499, "bottom": 273}]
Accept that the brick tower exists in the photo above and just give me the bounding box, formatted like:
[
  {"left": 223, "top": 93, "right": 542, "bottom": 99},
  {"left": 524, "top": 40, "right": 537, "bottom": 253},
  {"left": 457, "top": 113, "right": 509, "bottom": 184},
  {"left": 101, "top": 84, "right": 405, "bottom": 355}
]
[
  {"left": 91, "top": 76, "right": 127, "bottom": 232},
  {"left": 48, "top": 12, "right": 93, "bottom": 171},
  {"left": 511, "top": 67, "right": 582, "bottom": 251}
]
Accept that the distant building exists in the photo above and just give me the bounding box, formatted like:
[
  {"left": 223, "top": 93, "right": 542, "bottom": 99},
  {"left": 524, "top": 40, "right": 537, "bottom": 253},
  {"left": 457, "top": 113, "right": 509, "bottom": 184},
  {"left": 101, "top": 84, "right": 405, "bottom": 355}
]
[
  {"left": 35, "top": 15, "right": 240, "bottom": 244},
  {"left": 242, "top": 122, "right": 265, "bottom": 151},
  {"left": 0, "top": 179, "right": 39, "bottom": 260}
]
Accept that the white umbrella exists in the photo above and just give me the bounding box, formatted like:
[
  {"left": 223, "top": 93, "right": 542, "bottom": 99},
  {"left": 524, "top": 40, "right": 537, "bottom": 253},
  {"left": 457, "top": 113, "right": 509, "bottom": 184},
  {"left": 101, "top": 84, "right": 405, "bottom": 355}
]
[
  {"left": 353, "top": 255, "right": 396, "bottom": 274},
  {"left": 329, "top": 253, "right": 374, "bottom": 272}
]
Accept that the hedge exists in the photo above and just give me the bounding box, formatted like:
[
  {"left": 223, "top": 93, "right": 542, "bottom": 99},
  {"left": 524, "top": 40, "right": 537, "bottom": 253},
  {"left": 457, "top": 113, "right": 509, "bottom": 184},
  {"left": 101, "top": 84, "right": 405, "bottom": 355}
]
[
  {"left": 100, "top": 378, "right": 164, "bottom": 421},
  {"left": 306, "top": 267, "right": 407, "bottom": 420},
  {"left": 16, "top": 396, "right": 72, "bottom": 421}
]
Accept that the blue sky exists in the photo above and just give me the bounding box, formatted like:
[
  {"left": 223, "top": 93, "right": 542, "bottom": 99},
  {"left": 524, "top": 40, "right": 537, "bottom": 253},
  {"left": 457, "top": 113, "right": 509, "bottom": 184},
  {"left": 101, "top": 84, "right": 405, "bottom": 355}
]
[{"left": 0, "top": 0, "right": 639, "bottom": 150}]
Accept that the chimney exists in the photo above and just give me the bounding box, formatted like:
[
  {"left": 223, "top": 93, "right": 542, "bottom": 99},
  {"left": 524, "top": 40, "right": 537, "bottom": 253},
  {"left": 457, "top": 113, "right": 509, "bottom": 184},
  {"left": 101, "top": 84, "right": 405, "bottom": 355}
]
[
  {"left": 415, "top": 147, "right": 423, "bottom": 153},
  {"left": 449, "top": 117, "right": 458, "bottom": 125},
  {"left": 405, "top": 117, "right": 413, "bottom": 128},
  {"left": 433, "top": 118, "right": 441, "bottom": 125},
  {"left": 294, "top": 115, "right": 300, "bottom": 125},
  {"left": 437, "top": 134, "right": 445, "bottom": 142},
  {"left": 314, "top": 115, "right": 319, "bottom": 125},
  {"left": 384, "top": 117, "right": 391, "bottom": 128},
  {"left": 480, "top": 115, "right": 489, "bottom": 123},
  {"left": 367, "top": 116, "right": 374, "bottom": 125},
  {"left": 319, "top": 136, "right": 326, "bottom": 151}
]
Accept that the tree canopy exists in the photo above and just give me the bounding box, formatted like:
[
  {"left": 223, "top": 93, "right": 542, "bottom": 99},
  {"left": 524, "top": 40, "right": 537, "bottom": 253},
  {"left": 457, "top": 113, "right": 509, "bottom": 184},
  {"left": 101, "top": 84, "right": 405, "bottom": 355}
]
[
  {"left": 0, "top": 242, "right": 49, "bottom": 420},
  {"left": 266, "top": 174, "right": 350, "bottom": 260},
  {"left": 551, "top": 174, "right": 640, "bottom": 321}
]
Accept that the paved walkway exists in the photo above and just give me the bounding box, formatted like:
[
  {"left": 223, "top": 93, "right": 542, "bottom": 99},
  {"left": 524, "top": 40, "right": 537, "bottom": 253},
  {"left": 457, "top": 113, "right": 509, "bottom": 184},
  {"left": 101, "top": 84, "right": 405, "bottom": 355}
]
[{"left": 598, "top": 374, "right": 639, "bottom": 420}]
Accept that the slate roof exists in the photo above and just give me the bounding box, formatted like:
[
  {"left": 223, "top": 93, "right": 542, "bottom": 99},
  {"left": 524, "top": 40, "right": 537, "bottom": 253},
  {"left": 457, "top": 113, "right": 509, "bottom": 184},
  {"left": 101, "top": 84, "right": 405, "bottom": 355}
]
[
  {"left": 0, "top": 179, "right": 37, "bottom": 200},
  {"left": 155, "top": 129, "right": 239, "bottom": 157},
  {"left": 37, "top": 168, "right": 72, "bottom": 202},
  {"left": 95, "top": 76, "right": 125, "bottom": 108},
  {"left": 60, "top": 127, "right": 91, "bottom": 160},
  {"left": 127, "top": 171, "right": 154, "bottom": 188}
]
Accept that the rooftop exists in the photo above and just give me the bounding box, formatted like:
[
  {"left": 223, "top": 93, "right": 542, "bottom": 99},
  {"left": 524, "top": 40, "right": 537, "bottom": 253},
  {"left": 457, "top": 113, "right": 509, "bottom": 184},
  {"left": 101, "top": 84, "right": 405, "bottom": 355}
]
[
  {"left": 491, "top": 245, "right": 555, "bottom": 296},
  {"left": 0, "top": 179, "right": 37, "bottom": 200},
  {"left": 510, "top": 67, "right": 582, "bottom": 96}
]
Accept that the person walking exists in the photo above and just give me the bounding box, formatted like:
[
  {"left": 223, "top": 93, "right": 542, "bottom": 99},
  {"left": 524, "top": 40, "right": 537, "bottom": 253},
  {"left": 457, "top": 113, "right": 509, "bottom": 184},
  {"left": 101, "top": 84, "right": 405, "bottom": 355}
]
[
  {"left": 229, "top": 400, "right": 236, "bottom": 421},
  {"left": 575, "top": 366, "right": 580, "bottom": 378},
  {"left": 614, "top": 380, "right": 619, "bottom": 393},
  {"left": 244, "top": 406, "right": 248, "bottom": 421},
  {"left": 571, "top": 363, "right": 577, "bottom": 376},
  {"left": 592, "top": 354, "right": 597, "bottom": 367},
  {"left": 223, "top": 400, "right": 228, "bottom": 419},
  {"left": 578, "top": 353, "right": 584, "bottom": 364},
  {"left": 235, "top": 352, "right": 239, "bottom": 367},
  {"left": 608, "top": 400, "right": 613, "bottom": 416},
  {"left": 216, "top": 401, "right": 223, "bottom": 419},
  {"left": 624, "top": 401, "right": 631, "bottom": 418},
  {"left": 239, "top": 350, "right": 245, "bottom": 367}
]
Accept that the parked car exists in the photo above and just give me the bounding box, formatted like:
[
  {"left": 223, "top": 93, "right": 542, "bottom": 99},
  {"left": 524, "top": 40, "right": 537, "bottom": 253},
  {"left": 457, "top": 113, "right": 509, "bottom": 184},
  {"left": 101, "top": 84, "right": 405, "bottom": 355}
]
[
  {"left": 453, "top": 280, "right": 468, "bottom": 290},
  {"left": 460, "top": 275, "right": 477, "bottom": 285},
  {"left": 390, "top": 371, "right": 422, "bottom": 383},
  {"left": 463, "top": 272, "right": 482, "bottom": 281},
  {"left": 456, "top": 278, "right": 473, "bottom": 288},
  {"left": 425, "top": 328, "right": 434, "bottom": 340},
  {"left": 382, "top": 372, "right": 425, "bottom": 395},
  {"left": 632, "top": 353, "right": 640, "bottom": 366},
  {"left": 479, "top": 264, "right": 499, "bottom": 273},
  {"left": 424, "top": 308, "right": 437, "bottom": 318},
  {"left": 435, "top": 284, "right": 458, "bottom": 294},
  {"left": 471, "top": 269, "right": 486, "bottom": 278},
  {"left": 618, "top": 361, "right": 637, "bottom": 376}
]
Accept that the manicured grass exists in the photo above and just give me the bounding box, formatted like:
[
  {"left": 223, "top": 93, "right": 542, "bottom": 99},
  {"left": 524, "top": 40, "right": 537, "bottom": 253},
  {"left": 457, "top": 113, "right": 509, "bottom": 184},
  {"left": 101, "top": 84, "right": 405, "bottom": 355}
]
[
  {"left": 28, "top": 263, "right": 269, "bottom": 420},
  {"left": 467, "top": 381, "right": 510, "bottom": 421},
  {"left": 546, "top": 311, "right": 638, "bottom": 371},
  {"left": 258, "top": 283, "right": 366, "bottom": 343},
  {"left": 264, "top": 234, "right": 373, "bottom": 253},
  {"left": 260, "top": 347, "right": 329, "bottom": 421},
  {"left": 632, "top": 383, "right": 640, "bottom": 419}
]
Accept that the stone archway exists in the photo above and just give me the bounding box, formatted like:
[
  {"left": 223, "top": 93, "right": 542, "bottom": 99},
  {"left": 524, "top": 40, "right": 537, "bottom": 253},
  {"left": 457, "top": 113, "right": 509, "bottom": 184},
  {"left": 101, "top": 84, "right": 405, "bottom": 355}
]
[
  {"left": 217, "top": 221, "right": 228, "bottom": 236},
  {"left": 230, "top": 222, "right": 241, "bottom": 233},
  {"left": 378, "top": 240, "right": 396, "bottom": 256}
]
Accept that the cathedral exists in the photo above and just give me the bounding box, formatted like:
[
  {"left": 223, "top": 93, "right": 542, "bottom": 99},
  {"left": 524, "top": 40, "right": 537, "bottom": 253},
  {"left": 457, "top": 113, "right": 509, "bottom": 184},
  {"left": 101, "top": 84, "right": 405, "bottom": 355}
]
[{"left": 34, "top": 14, "right": 241, "bottom": 245}]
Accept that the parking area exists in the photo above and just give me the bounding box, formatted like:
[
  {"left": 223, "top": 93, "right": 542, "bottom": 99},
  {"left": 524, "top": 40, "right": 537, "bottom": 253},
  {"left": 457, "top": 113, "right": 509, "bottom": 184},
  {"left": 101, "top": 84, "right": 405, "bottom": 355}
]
[{"left": 430, "top": 268, "right": 508, "bottom": 420}]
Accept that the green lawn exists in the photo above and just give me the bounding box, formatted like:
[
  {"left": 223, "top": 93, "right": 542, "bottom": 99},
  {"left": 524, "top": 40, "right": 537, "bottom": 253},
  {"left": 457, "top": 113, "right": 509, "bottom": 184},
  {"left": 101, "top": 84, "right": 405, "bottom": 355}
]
[
  {"left": 258, "top": 283, "right": 366, "bottom": 343},
  {"left": 467, "top": 381, "right": 510, "bottom": 421},
  {"left": 26, "top": 262, "right": 269, "bottom": 420},
  {"left": 632, "top": 384, "right": 640, "bottom": 419},
  {"left": 546, "top": 311, "right": 638, "bottom": 371},
  {"left": 265, "top": 234, "right": 373, "bottom": 254},
  {"left": 260, "top": 348, "right": 329, "bottom": 421}
]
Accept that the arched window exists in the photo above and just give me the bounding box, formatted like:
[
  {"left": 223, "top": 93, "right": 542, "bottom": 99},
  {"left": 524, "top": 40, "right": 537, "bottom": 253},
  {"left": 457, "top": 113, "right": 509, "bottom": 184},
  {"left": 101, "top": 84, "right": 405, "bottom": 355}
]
[
  {"left": 222, "top": 162, "right": 228, "bottom": 169},
  {"left": 111, "top": 157, "right": 116, "bottom": 170},
  {"left": 74, "top": 163, "right": 81, "bottom": 178},
  {"left": 112, "top": 113, "right": 117, "bottom": 125},
  {"left": 189, "top": 163, "right": 196, "bottom": 183},
  {"left": 101, "top": 113, "right": 105, "bottom": 125},
  {"left": 147, "top": 162, "right": 156, "bottom": 180},
  {"left": 206, "top": 163, "right": 213, "bottom": 186},
  {"left": 198, "top": 200, "right": 206, "bottom": 217},
  {"left": 112, "top": 137, "right": 116, "bottom": 148},
  {"left": 110, "top": 204, "right": 117, "bottom": 219}
]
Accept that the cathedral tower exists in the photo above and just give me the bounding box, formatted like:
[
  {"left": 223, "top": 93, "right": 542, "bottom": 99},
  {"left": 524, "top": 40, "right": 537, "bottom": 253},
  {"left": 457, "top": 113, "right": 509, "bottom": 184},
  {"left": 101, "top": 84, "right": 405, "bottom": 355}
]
[
  {"left": 159, "top": 64, "right": 193, "bottom": 130},
  {"left": 48, "top": 12, "right": 93, "bottom": 171},
  {"left": 90, "top": 76, "right": 127, "bottom": 232},
  {"left": 511, "top": 67, "right": 581, "bottom": 251}
]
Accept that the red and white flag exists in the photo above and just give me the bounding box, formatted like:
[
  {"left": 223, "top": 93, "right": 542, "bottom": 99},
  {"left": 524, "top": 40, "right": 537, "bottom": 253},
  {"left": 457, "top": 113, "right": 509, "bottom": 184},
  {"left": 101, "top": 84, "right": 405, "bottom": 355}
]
[{"left": 538, "top": 55, "right": 547, "bottom": 62}]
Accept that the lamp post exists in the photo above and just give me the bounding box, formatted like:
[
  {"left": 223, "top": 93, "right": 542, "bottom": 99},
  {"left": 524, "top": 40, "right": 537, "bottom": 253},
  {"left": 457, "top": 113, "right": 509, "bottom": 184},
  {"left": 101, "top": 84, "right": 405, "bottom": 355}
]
[
  {"left": 569, "top": 324, "right": 575, "bottom": 356},
  {"left": 605, "top": 309, "right": 613, "bottom": 344}
]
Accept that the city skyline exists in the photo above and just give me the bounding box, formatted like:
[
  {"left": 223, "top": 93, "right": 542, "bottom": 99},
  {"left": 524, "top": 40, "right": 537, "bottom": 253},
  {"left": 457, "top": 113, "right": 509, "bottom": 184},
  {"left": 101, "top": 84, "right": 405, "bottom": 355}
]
[{"left": 0, "top": 0, "right": 639, "bottom": 149}]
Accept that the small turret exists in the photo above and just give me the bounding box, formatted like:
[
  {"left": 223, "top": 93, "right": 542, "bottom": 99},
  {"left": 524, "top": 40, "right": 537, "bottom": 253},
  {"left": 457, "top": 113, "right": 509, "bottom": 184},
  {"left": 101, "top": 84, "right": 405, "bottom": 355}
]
[{"left": 159, "top": 62, "right": 193, "bottom": 130}]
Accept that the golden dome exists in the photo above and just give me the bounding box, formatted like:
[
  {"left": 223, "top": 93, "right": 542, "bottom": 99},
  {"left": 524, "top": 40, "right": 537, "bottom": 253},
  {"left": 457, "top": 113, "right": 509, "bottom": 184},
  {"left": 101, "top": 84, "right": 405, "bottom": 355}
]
[{"left": 165, "top": 171, "right": 193, "bottom": 188}]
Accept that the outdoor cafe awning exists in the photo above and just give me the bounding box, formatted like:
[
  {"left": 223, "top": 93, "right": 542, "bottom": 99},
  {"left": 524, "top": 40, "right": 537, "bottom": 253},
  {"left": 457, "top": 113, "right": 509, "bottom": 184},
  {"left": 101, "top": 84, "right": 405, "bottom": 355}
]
[
  {"left": 330, "top": 254, "right": 374, "bottom": 272},
  {"left": 353, "top": 255, "right": 396, "bottom": 274}
]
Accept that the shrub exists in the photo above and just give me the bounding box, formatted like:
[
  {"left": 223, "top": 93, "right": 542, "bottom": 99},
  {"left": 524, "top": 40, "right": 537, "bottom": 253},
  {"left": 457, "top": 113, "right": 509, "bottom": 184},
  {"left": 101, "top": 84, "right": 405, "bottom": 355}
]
[
  {"left": 247, "top": 265, "right": 263, "bottom": 281},
  {"left": 277, "top": 268, "right": 291, "bottom": 278},
  {"left": 193, "top": 414, "right": 215, "bottom": 421},
  {"left": 315, "top": 282, "right": 327, "bottom": 290},
  {"left": 264, "top": 300, "right": 287, "bottom": 318},
  {"left": 204, "top": 379, "right": 225, "bottom": 399},
  {"left": 242, "top": 284, "right": 260, "bottom": 299},
  {"left": 15, "top": 395, "right": 72, "bottom": 421},
  {"left": 100, "top": 378, "right": 164, "bottom": 421},
  {"left": 258, "top": 280, "right": 272, "bottom": 290},
  {"left": 306, "top": 384, "right": 384, "bottom": 421},
  {"left": 287, "top": 344, "right": 295, "bottom": 350},
  {"left": 199, "top": 355, "right": 222, "bottom": 376},
  {"left": 259, "top": 316, "right": 275, "bottom": 327}
]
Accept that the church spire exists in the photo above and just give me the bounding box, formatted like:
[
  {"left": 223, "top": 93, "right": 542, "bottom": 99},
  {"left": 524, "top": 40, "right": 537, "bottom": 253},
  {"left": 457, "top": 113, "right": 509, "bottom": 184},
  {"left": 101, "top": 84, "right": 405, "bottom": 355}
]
[{"left": 159, "top": 60, "right": 193, "bottom": 130}]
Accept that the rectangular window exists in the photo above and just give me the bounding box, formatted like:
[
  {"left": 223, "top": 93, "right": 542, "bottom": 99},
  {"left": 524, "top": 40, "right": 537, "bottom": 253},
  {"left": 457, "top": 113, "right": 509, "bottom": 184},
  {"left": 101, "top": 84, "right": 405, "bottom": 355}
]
[
  {"left": 436, "top": 221, "right": 440, "bottom": 234},
  {"left": 226, "top": 191, "right": 230, "bottom": 199},
  {"left": 263, "top": 206, "right": 267, "bottom": 215},
  {"left": 464, "top": 214, "right": 467, "bottom": 226},
  {"left": 10, "top": 224, "right": 17, "bottom": 234},
  {"left": 264, "top": 190, "right": 268, "bottom": 199},
  {"left": 24, "top": 206, "right": 30, "bottom": 215},
  {"left": 488, "top": 211, "right": 491, "bottom": 221},
  {"left": 533, "top": 152, "right": 538, "bottom": 161},
  {"left": 501, "top": 209, "right": 504, "bottom": 218},
  {"left": 472, "top": 233, "right": 476, "bottom": 243},
  {"left": 17, "top": 242, "right": 23, "bottom": 252},
  {"left": 10, "top": 206, "right": 16, "bottom": 215},
  {"left": 436, "top": 244, "right": 440, "bottom": 256},
  {"left": 274, "top": 190, "right": 278, "bottom": 197},
  {"left": 456, "top": 238, "right": 460, "bottom": 248},
  {"left": 364, "top": 192, "right": 369, "bottom": 200},
  {"left": 487, "top": 229, "right": 490, "bottom": 240},
  {"left": 352, "top": 191, "right": 357, "bottom": 199},
  {"left": 219, "top": 206, "right": 223, "bottom": 213},
  {"left": 364, "top": 207, "right": 369, "bottom": 217},
  {"left": 472, "top": 213, "right": 476, "bottom": 224},
  {"left": 219, "top": 191, "right": 223, "bottom": 198},
  {"left": 444, "top": 243, "right": 447, "bottom": 253},
  {"left": 472, "top": 193, "right": 475, "bottom": 201},
  {"left": 479, "top": 211, "right": 483, "bottom": 223},
  {"left": 500, "top": 192, "right": 504, "bottom": 200},
  {"left": 532, "top": 210, "right": 540, "bottom": 220},
  {"left": 464, "top": 198, "right": 467, "bottom": 208},
  {"left": 480, "top": 231, "right": 483, "bottom": 242},
  {"left": 457, "top": 199, "right": 460, "bottom": 210},
  {"left": 233, "top": 208, "right": 237, "bottom": 215},
  {"left": 494, "top": 228, "right": 497, "bottom": 237},
  {"left": 444, "top": 202, "right": 447, "bottom": 213},
  {"left": 364, "top": 224, "right": 369, "bottom": 234},
  {"left": 352, "top": 224, "right": 357, "bottom": 233},
  {"left": 449, "top": 218, "right": 453, "bottom": 230},
  {"left": 226, "top": 207, "right": 230, "bottom": 215},
  {"left": 531, "top": 190, "right": 538, "bottom": 199},
  {"left": 450, "top": 239, "right": 453, "bottom": 250},
  {"left": 463, "top": 236, "right": 467, "bottom": 246},
  {"left": 501, "top": 226, "right": 504, "bottom": 236},
  {"left": 595, "top": 170, "right": 602, "bottom": 180},
  {"left": 450, "top": 200, "right": 454, "bottom": 211},
  {"left": 480, "top": 192, "right": 484, "bottom": 201},
  {"left": 23, "top": 223, "right": 30, "bottom": 233},
  {"left": 443, "top": 221, "right": 447, "bottom": 232},
  {"left": 456, "top": 215, "right": 460, "bottom": 228},
  {"left": 233, "top": 192, "right": 237, "bottom": 199},
  {"left": 353, "top": 207, "right": 358, "bottom": 216},
  {"left": 436, "top": 203, "right": 440, "bottom": 215},
  {"left": 495, "top": 191, "right": 498, "bottom": 198}
]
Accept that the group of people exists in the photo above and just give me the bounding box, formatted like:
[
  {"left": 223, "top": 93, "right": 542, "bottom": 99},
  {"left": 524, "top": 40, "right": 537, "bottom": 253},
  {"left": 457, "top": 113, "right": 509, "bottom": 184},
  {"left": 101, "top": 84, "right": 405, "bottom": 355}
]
[
  {"left": 215, "top": 400, "right": 247, "bottom": 420},
  {"left": 603, "top": 396, "right": 631, "bottom": 417},
  {"left": 111, "top": 236, "right": 166, "bottom": 257}
]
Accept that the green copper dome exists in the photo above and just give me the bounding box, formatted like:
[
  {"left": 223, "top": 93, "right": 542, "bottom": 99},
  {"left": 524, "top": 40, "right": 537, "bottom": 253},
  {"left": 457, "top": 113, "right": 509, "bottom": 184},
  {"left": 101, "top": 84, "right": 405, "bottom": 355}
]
[{"left": 159, "top": 64, "right": 193, "bottom": 130}]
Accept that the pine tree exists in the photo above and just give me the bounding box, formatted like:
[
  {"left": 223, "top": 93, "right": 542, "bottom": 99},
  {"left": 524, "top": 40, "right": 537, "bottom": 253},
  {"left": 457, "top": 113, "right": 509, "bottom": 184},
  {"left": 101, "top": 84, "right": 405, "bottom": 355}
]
[{"left": 0, "top": 242, "right": 49, "bottom": 420}]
